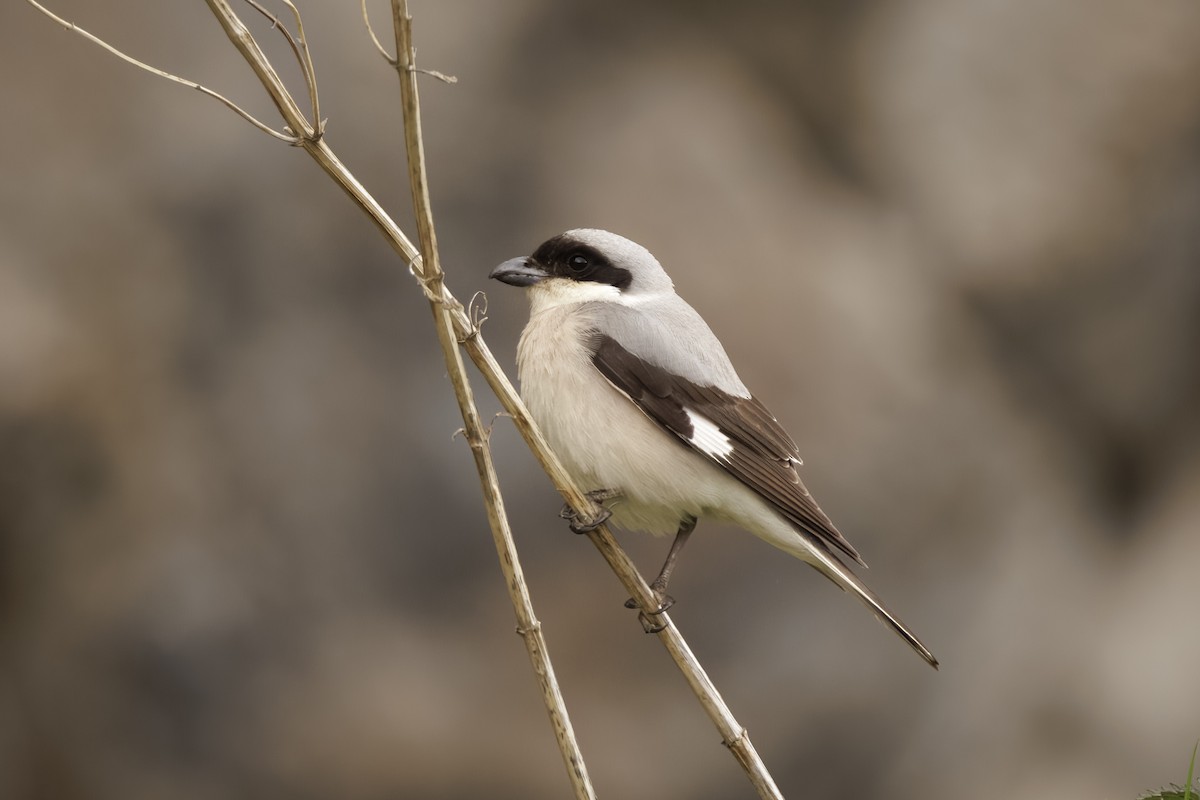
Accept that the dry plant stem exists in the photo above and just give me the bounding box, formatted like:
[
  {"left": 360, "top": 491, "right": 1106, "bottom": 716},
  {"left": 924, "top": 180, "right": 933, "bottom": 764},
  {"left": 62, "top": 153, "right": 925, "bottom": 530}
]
[
  {"left": 361, "top": 0, "right": 396, "bottom": 64},
  {"left": 203, "top": 0, "right": 311, "bottom": 137},
  {"left": 23, "top": 0, "right": 296, "bottom": 142},
  {"left": 28, "top": 3, "right": 784, "bottom": 797},
  {"left": 241, "top": 0, "right": 321, "bottom": 128},
  {"left": 391, "top": 4, "right": 596, "bottom": 798}
]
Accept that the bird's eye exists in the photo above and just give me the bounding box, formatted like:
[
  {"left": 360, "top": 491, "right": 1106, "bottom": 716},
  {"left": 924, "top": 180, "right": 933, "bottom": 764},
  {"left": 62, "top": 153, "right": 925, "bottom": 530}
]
[{"left": 567, "top": 253, "right": 590, "bottom": 272}]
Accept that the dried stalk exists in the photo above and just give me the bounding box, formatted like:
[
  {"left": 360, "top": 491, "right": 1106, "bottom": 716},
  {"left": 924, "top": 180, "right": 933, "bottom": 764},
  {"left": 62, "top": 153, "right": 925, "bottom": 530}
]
[
  {"left": 361, "top": 0, "right": 396, "bottom": 64},
  {"left": 24, "top": 2, "right": 785, "bottom": 797},
  {"left": 24, "top": 0, "right": 297, "bottom": 142},
  {"left": 390, "top": 2, "right": 595, "bottom": 798}
]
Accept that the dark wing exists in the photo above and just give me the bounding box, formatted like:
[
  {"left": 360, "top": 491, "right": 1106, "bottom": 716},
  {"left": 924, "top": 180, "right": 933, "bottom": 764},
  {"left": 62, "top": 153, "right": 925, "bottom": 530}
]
[{"left": 591, "top": 333, "right": 865, "bottom": 566}]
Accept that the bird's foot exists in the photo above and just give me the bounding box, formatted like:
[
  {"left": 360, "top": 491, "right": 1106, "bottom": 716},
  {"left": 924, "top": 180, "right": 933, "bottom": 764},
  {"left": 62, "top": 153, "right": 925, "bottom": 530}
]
[
  {"left": 559, "top": 489, "right": 620, "bottom": 534},
  {"left": 563, "top": 505, "right": 611, "bottom": 534},
  {"left": 623, "top": 591, "right": 675, "bottom": 633}
]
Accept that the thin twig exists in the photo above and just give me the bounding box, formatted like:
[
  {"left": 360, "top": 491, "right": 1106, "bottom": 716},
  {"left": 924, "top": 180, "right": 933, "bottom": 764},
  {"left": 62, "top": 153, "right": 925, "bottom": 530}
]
[
  {"left": 240, "top": 0, "right": 320, "bottom": 133},
  {"left": 362, "top": 0, "right": 456, "bottom": 81},
  {"left": 23, "top": 0, "right": 298, "bottom": 143},
  {"left": 361, "top": 0, "right": 397, "bottom": 64},
  {"left": 391, "top": 3, "right": 442, "bottom": 290},
  {"left": 391, "top": 3, "right": 597, "bottom": 798},
  {"left": 241, "top": 0, "right": 303, "bottom": 66},
  {"left": 278, "top": 0, "right": 322, "bottom": 133},
  {"left": 415, "top": 66, "right": 458, "bottom": 84},
  {"left": 203, "top": 0, "right": 315, "bottom": 142}
]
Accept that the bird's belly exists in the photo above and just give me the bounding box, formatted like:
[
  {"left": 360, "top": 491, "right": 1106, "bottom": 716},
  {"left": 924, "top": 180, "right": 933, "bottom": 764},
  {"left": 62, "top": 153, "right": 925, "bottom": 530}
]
[{"left": 516, "top": 307, "right": 744, "bottom": 536}]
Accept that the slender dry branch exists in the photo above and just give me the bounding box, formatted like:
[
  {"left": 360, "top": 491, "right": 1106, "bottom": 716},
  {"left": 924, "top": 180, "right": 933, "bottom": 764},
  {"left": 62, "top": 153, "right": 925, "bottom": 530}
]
[
  {"left": 277, "top": 0, "right": 321, "bottom": 129},
  {"left": 23, "top": 0, "right": 298, "bottom": 142},
  {"left": 390, "top": 3, "right": 596, "bottom": 798},
  {"left": 361, "top": 0, "right": 397, "bottom": 64},
  {"left": 362, "top": 0, "right": 457, "bottom": 83},
  {"left": 241, "top": 0, "right": 321, "bottom": 131},
  {"left": 27, "top": 3, "right": 784, "bottom": 798},
  {"left": 202, "top": 0, "right": 315, "bottom": 141}
]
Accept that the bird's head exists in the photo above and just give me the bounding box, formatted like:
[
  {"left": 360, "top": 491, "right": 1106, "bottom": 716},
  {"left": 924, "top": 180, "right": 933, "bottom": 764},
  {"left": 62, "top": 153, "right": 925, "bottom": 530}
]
[{"left": 489, "top": 229, "right": 674, "bottom": 308}]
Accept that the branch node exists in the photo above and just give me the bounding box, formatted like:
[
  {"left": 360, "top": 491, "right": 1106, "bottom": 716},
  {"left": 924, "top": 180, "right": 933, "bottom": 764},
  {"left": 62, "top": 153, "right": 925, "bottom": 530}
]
[
  {"left": 304, "top": 122, "right": 325, "bottom": 144},
  {"left": 515, "top": 621, "right": 543, "bottom": 637},
  {"left": 451, "top": 424, "right": 491, "bottom": 450},
  {"left": 392, "top": 17, "right": 456, "bottom": 84},
  {"left": 722, "top": 728, "right": 750, "bottom": 750},
  {"left": 277, "top": 129, "right": 302, "bottom": 145},
  {"left": 409, "top": 260, "right": 446, "bottom": 307}
]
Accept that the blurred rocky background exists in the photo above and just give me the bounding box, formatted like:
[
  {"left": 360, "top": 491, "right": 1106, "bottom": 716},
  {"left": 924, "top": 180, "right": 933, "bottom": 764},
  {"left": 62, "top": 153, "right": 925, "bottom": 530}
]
[{"left": 3, "top": 1, "right": 1200, "bottom": 798}]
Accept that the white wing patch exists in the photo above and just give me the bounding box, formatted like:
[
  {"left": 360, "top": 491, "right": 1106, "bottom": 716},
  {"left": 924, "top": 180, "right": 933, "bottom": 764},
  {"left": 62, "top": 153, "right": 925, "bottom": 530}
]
[{"left": 684, "top": 408, "right": 734, "bottom": 460}]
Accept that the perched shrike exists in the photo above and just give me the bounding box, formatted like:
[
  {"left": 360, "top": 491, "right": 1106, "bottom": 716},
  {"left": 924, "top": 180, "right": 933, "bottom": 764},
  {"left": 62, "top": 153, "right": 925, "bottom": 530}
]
[{"left": 490, "top": 229, "right": 937, "bottom": 668}]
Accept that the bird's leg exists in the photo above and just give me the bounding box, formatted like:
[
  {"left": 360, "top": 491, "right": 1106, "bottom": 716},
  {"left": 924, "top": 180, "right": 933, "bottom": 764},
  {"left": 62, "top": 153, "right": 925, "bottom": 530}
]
[
  {"left": 625, "top": 515, "right": 697, "bottom": 633},
  {"left": 560, "top": 488, "right": 622, "bottom": 534},
  {"left": 649, "top": 515, "right": 696, "bottom": 598}
]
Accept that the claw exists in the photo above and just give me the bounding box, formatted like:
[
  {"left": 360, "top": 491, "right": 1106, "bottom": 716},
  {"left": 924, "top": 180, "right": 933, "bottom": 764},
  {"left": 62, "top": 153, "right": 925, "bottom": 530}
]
[
  {"left": 559, "top": 488, "right": 621, "bottom": 534},
  {"left": 560, "top": 502, "right": 612, "bottom": 534},
  {"left": 623, "top": 595, "right": 675, "bottom": 613},
  {"left": 624, "top": 593, "right": 675, "bottom": 632}
]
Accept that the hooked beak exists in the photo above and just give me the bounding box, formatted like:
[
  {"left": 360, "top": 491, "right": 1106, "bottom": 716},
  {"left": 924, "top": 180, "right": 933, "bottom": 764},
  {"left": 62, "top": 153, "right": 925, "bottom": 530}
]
[{"left": 489, "top": 257, "right": 549, "bottom": 287}]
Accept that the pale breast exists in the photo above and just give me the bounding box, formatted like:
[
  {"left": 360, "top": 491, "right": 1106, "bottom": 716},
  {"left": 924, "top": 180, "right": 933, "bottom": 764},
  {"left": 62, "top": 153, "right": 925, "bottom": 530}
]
[{"left": 515, "top": 303, "right": 745, "bottom": 535}]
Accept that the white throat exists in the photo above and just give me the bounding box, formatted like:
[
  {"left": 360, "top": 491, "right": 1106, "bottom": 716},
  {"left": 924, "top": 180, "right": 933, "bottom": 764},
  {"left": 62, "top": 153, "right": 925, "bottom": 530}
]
[{"left": 527, "top": 278, "right": 621, "bottom": 314}]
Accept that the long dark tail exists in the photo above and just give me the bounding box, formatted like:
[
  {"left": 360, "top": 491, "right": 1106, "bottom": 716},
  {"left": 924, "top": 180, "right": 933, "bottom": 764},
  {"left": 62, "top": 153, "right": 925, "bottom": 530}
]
[{"left": 803, "top": 543, "right": 939, "bottom": 669}]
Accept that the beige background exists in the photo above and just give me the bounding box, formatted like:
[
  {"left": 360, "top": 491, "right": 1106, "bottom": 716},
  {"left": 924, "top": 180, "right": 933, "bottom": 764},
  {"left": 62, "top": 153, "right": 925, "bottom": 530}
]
[{"left": 4, "top": 1, "right": 1200, "bottom": 798}]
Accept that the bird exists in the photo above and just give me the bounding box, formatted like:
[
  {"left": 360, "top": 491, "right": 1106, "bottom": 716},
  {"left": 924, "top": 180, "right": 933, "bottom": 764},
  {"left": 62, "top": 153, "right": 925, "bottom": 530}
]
[{"left": 489, "top": 228, "right": 937, "bottom": 669}]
